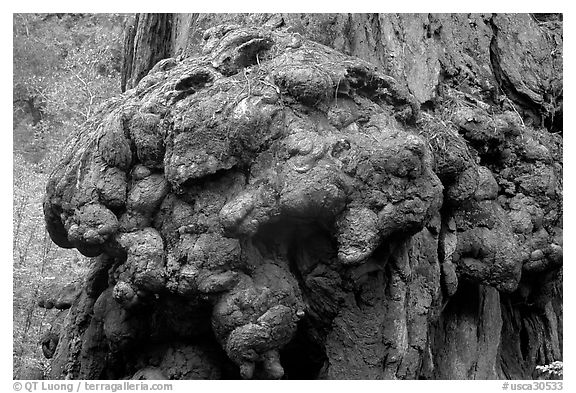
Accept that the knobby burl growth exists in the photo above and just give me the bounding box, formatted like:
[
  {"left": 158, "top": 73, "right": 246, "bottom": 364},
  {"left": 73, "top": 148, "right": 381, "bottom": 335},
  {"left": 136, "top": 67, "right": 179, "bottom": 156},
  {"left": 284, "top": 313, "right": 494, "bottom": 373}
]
[{"left": 43, "top": 24, "right": 562, "bottom": 379}]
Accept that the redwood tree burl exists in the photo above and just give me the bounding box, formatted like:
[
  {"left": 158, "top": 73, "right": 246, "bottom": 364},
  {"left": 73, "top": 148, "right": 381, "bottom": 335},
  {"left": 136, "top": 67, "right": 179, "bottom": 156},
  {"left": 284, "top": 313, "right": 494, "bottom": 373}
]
[{"left": 43, "top": 14, "right": 562, "bottom": 380}]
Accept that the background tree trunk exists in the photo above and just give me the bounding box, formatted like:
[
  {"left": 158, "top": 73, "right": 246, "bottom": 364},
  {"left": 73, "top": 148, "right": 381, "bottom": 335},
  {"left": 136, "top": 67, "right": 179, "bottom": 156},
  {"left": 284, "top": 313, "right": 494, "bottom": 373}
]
[{"left": 121, "top": 13, "right": 173, "bottom": 93}]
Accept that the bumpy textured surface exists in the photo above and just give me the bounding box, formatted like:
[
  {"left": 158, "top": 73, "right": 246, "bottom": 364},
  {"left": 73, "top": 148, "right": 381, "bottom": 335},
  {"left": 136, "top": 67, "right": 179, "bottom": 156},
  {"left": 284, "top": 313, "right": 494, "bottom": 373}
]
[{"left": 43, "top": 15, "right": 562, "bottom": 380}]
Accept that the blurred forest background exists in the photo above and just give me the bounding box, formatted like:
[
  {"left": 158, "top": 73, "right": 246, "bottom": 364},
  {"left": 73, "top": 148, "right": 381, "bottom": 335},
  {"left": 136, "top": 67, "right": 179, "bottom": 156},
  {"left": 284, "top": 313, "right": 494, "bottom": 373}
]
[{"left": 13, "top": 13, "right": 132, "bottom": 378}]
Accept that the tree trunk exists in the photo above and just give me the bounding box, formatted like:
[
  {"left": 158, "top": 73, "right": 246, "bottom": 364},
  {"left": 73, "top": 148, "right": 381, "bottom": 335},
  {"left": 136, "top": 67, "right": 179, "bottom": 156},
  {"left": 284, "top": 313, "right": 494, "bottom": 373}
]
[
  {"left": 44, "top": 13, "right": 562, "bottom": 380},
  {"left": 121, "top": 13, "right": 173, "bottom": 92}
]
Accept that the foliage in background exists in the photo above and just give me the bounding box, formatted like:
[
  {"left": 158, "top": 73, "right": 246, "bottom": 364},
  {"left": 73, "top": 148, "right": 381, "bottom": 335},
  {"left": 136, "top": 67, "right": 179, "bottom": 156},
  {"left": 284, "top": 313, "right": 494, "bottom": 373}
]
[
  {"left": 13, "top": 13, "right": 127, "bottom": 167},
  {"left": 537, "top": 361, "right": 563, "bottom": 379},
  {"left": 13, "top": 13, "right": 130, "bottom": 378},
  {"left": 13, "top": 155, "right": 87, "bottom": 378}
]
